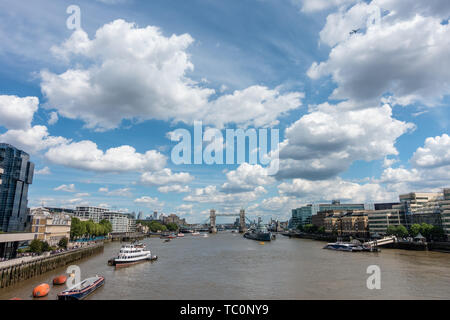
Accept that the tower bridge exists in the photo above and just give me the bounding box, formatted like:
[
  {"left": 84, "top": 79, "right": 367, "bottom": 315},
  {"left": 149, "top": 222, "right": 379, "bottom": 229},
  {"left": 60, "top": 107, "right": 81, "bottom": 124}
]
[{"left": 209, "top": 209, "right": 247, "bottom": 233}]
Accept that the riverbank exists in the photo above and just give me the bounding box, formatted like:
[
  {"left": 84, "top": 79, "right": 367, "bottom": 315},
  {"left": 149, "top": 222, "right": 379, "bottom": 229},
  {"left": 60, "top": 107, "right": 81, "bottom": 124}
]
[
  {"left": 0, "top": 243, "right": 104, "bottom": 290},
  {"left": 281, "top": 232, "right": 450, "bottom": 252}
]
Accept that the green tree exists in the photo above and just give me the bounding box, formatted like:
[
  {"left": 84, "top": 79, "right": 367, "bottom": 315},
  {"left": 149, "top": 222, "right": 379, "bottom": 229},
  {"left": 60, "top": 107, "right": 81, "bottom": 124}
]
[
  {"left": 99, "top": 219, "right": 113, "bottom": 234},
  {"left": 420, "top": 223, "right": 434, "bottom": 240},
  {"left": 58, "top": 237, "right": 68, "bottom": 249},
  {"left": 409, "top": 224, "right": 421, "bottom": 237},
  {"left": 296, "top": 224, "right": 304, "bottom": 232},
  {"left": 387, "top": 225, "right": 408, "bottom": 238},
  {"left": 29, "top": 239, "right": 43, "bottom": 254},
  {"left": 304, "top": 224, "right": 318, "bottom": 234},
  {"left": 42, "top": 241, "right": 51, "bottom": 252},
  {"left": 317, "top": 226, "right": 326, "bottom": 234},
  {"left": 166, "top": 222, "right": 178, "bottom": 232}
]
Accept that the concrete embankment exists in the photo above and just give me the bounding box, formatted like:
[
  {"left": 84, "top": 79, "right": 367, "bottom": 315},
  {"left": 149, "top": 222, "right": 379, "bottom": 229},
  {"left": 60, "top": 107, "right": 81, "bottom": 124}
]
[{"left": 0, "top": 244, "right": 104, "bottom": 290}]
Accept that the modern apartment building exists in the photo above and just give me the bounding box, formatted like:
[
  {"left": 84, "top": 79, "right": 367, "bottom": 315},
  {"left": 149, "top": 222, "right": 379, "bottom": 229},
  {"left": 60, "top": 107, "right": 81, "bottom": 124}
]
[
  {"left": 0, "top": 143, "right": 34, "bottom": 232},
  {"left": 74, "top": 207, "right": 136, "bottom": 233},
  {"left": 367, "top": 209, "right": 406, "bottom": 236}
]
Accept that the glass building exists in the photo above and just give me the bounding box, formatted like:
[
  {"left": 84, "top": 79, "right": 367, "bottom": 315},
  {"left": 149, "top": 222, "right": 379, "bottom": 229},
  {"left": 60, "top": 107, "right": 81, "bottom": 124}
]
[{"left": 0, "top": 143, "right": 34, "bottom": 232}]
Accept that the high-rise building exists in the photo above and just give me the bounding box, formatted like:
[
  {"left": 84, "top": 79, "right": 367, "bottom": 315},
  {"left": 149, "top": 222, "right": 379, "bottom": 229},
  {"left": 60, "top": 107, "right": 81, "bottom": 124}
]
[{"left": 0, "top": 143, "right": 34, "bottom": 232}]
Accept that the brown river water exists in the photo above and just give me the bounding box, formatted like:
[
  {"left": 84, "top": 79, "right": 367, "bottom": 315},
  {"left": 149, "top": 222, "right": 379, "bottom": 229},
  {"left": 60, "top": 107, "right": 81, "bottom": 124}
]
[{"left": 0, "top": 232, "right": 449, "bottom": 300}]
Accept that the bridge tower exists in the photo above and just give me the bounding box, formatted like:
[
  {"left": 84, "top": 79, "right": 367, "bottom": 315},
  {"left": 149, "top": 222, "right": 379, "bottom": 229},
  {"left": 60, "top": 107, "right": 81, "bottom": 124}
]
[
  {"left": 239, "top": 209, "right": 247, "bottom": 233},
  {"left": 209, "top": 209, "right": 217, "bottom": 233}
]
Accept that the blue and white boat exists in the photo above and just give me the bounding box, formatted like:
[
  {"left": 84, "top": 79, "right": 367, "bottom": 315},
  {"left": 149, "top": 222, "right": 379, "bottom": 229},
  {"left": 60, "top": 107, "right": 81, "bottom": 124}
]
[
  {"left": 323, "top": 242, "right": 363, "bottom": 252},
  {"left": 57, "top": 275, "right": 105, "bottom": 300}
]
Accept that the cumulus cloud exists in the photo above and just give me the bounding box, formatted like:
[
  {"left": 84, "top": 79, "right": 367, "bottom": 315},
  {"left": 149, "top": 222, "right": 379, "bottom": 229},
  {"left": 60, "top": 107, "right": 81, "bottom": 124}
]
[
  {"left": 35, "top": 166, "right": 51, "bottom": 175},
  {"left": 54, "top": 184, "right": 76, "bottom": 192},
  {"left": 378, "top": 134, "right": 450, "bottom": 193},
  {"left": 221, "top": 163, "right": 275, "bottom": 193},
  {"left": 134, "top": 196, "right": 164, "bottom": 209},
  {"left": 295, "top": 0, "right": 356, "bottom": 13},
  {"left": 0, "top": 95, "right": 38, "bottom": 130},
  {"left": 184, "top": 185, "right": 267, "bottom": 205},
  {"left": 45, "top": 140, "right": 166, "bottom": 172},
  {"left": 278, "top": 178, "right": 397, "bottom": 203},
  {"left": 48, "top": 111, "right": 58, "bottom": 125},
  {"left": 276, "top": 103, "right": 414, "bottom": 180},
  {"left": 411, "top": 134, "right": 450, "bottom": 168},
  {"left": 309, "top": 2, "right": 450, "bottom": 107},
  {"left": 140, "top": 168, "right": 193, "bottom": 186},
  {"left": 41, "top": 19, "right": 302, "bottom": 131},
  {"left": 158, "top": 185, "right": 191, "bottom": 193},
  {"left": 99, "top": 187, "right": 133, "bottom": 197}
]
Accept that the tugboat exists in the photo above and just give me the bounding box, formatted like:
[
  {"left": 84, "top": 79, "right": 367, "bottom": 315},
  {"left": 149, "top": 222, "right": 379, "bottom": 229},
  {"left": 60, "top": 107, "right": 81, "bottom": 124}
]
[
  {"left": 108, "top": 242, "right": 157, "bottom": 268},
  {"left": 244, "top": 218, "right": 272, "bottom": 242},
  {"left": 57, "top": 275, "right": 105, "bottom": 300}
]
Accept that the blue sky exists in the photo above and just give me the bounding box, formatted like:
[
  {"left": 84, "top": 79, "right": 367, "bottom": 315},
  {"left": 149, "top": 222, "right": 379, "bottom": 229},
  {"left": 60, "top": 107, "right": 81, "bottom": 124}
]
[{"left": 1, "top": 0, "right": 449, "bottom": 223}]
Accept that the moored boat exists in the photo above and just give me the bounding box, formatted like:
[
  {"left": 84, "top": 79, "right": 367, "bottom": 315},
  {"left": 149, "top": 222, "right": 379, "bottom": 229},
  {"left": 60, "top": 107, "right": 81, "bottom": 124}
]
[
  {"left": 323, "top": 242, "right": 363, "bottom": 252},
  {"left": 244, "top": 218, "right": 272, "bottom": 242},
  {"left": 57, "top": 275, "right": 105, "bottom": 300},
  {"left": 192, "top": 232, "right": 200, "bottom": 236},
  {"left": 109, "top": 243, "right": 157, "bottom": 268},
  {"left": 177, "top": 233, "right": 185, "bottom": 238}
]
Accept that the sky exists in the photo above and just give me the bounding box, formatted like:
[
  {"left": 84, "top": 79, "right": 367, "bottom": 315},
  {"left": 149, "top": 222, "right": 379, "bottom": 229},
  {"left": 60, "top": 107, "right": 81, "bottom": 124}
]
[{"left": 0, "top": 0, "right": 449, "bottom": 223}]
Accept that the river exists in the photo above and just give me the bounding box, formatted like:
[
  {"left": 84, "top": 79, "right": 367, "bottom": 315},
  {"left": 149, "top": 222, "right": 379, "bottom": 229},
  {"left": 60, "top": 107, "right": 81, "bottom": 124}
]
[{"left": 0, "top": 232, "right": 449, "bottom": 300}]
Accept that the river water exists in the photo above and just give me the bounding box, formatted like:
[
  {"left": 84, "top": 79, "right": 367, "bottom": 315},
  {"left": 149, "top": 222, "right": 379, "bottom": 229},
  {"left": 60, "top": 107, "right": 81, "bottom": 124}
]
[{"left": 1, "top": 232, "right": 449, "bottom": 300}]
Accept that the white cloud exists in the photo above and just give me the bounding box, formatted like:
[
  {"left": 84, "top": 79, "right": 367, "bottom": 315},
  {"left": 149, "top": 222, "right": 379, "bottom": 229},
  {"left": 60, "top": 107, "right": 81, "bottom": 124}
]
[
  {"left": 45, "top": 140, "right": 166, "bottom": 173},
  {"left": 184, "top": 185, "right": 267, "bottom": 205},
  {"left": 134, "top": 196, "right": 164, "bottom": 209},
  {"left": 221, "top": 163, "right": 275, "bottom": 193},
  {"left": 277, "top": 103, "right": 414, "bottom": 180},
  {"left": 35, "top": 166, "right": 51, "bottom": 175},
  {"left": 309, "top": 3, "right": 450, "bottom": 107},
  {"left": 278, "top": 178, "right": 397, "bottom": 203},
  {"left": 0, "top": 95, "right": 38, "bottom": 130},
  {"left": 41, "top": 20, "right": 303, "bottom": 131},
  {"left": 158, "top": 185, "right": 191, "bottom": 193},
  {"left": 411, "top": 134, "right": 450, "bottom": 168},
  {"left": 140, "top": 168, "right": 193, "bottom": 186},
  {"left": 295, "top": 0, "right": 356, "bottom": 13},
  {"left": 101, "top": 187, "right": 133, "bottom": 197},
  {"left": 383, "top": 157, "right": 398, "bottom": 168},
  {"left": 54, "top": 184, "right": 76, "bottom": 192},
  {"left": 75, "top": 193, "right": 90, "bottom": 197},
  {"left": 48, "top": 111, "right": 58, "bottom": 125}
]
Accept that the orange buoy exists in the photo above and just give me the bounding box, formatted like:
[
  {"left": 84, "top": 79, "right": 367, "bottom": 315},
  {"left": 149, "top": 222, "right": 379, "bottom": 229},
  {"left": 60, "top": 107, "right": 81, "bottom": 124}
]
[
  {"left": 53, "top": 275, "right": 67, "bottom": 285},
  {"left": 33, "top": 283, "right": 50, "bottom": 298}
]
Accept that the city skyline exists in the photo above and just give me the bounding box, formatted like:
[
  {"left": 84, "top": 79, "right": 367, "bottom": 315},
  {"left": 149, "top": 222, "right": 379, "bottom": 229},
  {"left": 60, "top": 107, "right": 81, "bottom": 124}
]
[{"left": 1, "top": 0, "right": 450, "bottom": 223}]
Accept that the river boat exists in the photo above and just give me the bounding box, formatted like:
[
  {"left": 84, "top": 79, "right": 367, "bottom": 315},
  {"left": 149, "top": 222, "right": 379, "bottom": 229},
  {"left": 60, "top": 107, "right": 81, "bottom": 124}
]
[{"left": 57, "top": 276, "right": 104, "bottom": 300}]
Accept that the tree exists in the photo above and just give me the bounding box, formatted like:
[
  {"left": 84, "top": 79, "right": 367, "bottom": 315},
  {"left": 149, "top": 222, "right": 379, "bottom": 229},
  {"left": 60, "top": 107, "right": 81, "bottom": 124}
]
[
  {"left": 58, "top": 237, "right": 68, "bottom": 249},
  {"left": 99, "top": 219, "right": 113, "bottom": 235},
  {"left": 304, "top": 224, "right": 318, "bottom": 234},
  {"left": 409, "top": 224, "right": 421, "bottom": 237},
  {"left": 317, "top": 226, "right": 326, "bottom": 234},
  {"left": 29, "top": 239, "right": 43, "bottom": 254},
  {"left": 166, "top": 222, "right": 178, "bottom": 232},
  {"left": 420, "top": 223, "right": 434, "bottom": 240},
  {"left": 297, "top": 224, "right": 304, "bottom": 232},
  {"left": 42, "top": 241, "right": 51, "bottom": 252},
  {"left": 387, "top": 225, "right": 408, "bottom": 238}
]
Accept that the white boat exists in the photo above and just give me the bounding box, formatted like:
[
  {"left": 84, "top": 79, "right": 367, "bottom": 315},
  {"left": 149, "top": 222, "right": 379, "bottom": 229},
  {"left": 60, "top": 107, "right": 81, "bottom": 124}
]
[
  {"left": 192, "top": 232, "right": 201, "bottom": 236},
  {"left": 323, "top": 242, "right": 363, "bottom": 252},
  {"left": 108, "top": 243, "right": 157, "bottom": 268}
]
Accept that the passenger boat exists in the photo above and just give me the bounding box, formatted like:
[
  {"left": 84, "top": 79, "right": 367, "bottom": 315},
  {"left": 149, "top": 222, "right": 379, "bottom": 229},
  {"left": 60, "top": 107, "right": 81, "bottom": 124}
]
[
  {"left": 177, "top": 233, "right": 185, "bottom": 238},
  {"left": 323, "top": 242, "right": 364, "bottom": 252},
  {"left": 57, "top": 275, "right": 105, "bottom": 300},
  {"left": 108, "top": 243, "right": 157, "bottom": 268},
  {"left": 192, "top": 232, "right": 200, "bottom": 236}
]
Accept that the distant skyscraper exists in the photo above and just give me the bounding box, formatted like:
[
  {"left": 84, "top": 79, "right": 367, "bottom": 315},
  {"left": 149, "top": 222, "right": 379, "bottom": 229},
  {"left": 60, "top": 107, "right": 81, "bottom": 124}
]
[
  {"left": 137, "top": 211, "right": 144, "bottom": 220},
  {"left": 0, "top": 143, "right": 34, "bottom": 232}
]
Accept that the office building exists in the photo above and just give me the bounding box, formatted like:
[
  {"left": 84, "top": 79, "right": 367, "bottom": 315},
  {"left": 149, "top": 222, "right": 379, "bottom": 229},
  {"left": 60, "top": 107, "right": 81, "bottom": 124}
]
[
  {"left": 0, "top": 143, "right": 35, "bottom": 232},
  {"left": 74, "top": 206, "right": 109, "bottom": 222},
  {"left": 290, "top": 200, "right": 365, "bottom": 229},
  {"left": 367, "top": 209, "right": 406, "bottom": 236}
]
